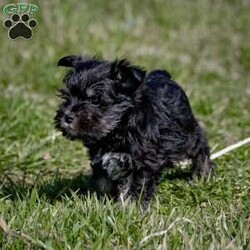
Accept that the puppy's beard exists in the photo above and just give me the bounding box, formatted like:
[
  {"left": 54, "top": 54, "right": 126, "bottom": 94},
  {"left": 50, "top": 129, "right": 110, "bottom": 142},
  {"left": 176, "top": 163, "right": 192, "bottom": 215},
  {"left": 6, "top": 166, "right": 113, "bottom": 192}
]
[
  {"left": 70, "top": 117, "right": 81, "bottom": 133},
  {"left": 60, "top": 118, "right": 81, "bottom": 139}
]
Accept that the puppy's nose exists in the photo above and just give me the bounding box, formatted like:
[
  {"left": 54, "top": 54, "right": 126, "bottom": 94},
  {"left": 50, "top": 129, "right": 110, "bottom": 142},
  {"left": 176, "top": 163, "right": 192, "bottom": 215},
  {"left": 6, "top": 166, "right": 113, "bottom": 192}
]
[{"left": 64, "top": 114, "right": 74, "bottom": 124}]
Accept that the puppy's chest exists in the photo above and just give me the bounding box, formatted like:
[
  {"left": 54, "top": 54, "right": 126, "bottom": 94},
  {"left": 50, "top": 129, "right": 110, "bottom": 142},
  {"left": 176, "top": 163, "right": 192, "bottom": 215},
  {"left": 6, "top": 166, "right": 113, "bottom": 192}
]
[{"left": 90, "top": 125, "right": 160, "bottom": 159}]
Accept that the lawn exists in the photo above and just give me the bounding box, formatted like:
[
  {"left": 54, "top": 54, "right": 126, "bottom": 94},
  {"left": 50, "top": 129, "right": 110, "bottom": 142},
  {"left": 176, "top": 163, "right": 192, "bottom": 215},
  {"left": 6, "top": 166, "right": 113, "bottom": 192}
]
[{"left": 0, "top": 0, "right": 250, "bottom": 249}]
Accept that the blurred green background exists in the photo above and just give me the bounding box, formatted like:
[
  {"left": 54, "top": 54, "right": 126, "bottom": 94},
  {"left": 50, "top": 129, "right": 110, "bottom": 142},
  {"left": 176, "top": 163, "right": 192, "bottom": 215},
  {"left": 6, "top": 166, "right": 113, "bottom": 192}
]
[{"left": 0, "top": 0, "right": 249, "bottom": 249}]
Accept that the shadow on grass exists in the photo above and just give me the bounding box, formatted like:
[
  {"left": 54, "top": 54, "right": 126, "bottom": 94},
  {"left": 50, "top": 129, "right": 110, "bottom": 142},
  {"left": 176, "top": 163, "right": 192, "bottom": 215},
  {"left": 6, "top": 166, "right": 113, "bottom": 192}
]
[
  {"left": 0, "top": 169, "right": 92, "bottom": 201},
  {"left": 0, "top": 167, "right": 191, "bottom": 202}
]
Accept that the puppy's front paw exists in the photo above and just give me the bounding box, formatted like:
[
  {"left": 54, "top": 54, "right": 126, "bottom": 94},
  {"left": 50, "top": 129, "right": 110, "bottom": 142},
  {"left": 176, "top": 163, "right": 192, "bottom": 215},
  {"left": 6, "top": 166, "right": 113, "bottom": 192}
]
[{"left": 102, "top": 153, "right": 132, "bottom": 181}]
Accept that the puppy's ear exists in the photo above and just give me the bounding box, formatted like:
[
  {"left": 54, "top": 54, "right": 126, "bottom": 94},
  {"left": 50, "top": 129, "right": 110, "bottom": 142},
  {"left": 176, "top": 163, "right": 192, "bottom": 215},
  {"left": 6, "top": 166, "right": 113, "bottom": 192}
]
[
  {"left": 57, "top": 55, "right": 80, "bottom": 67},
  {"left": 57, "top": 55, "right": 101, "bottom": 70},
  {"left": 111, "top": 59, "right": 146, "bottom": 93}
]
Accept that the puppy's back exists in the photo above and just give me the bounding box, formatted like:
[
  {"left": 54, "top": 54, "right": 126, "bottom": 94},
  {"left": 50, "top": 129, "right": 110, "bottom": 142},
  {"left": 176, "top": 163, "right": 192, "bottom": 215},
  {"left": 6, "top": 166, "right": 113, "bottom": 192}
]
[{"left": 143, "top": 69, "right": 197, "bottom": 131}]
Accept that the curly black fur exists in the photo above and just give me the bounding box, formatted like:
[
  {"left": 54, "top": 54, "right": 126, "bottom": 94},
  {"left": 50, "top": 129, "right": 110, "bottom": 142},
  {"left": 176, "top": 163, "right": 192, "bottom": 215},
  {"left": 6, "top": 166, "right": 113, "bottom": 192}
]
[{"left": 54, "top": 55, "right": 214, "bottom": 206}]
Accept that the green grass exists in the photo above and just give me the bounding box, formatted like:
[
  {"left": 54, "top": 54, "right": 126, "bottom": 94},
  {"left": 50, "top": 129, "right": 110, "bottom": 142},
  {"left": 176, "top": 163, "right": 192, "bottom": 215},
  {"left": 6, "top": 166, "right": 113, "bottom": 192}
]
[{"left": 0, "top": 0, "right": 250, "bottom": 249}]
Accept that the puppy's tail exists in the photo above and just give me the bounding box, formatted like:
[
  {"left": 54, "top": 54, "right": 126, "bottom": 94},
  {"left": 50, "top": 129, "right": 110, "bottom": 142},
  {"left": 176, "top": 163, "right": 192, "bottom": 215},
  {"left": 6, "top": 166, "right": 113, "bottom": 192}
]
[
  {"left": 145, "top": 70, "right": 172, "bottom": 90},
  {"left": 147, "top": 70, "right": 172, "bottom": 80}
]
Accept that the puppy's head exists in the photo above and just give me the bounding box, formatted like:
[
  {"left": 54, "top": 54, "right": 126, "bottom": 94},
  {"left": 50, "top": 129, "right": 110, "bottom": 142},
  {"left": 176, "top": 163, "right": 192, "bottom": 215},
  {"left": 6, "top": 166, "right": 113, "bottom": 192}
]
[{"left": 54, "top": 55, "right": 145, "bottom": 144}]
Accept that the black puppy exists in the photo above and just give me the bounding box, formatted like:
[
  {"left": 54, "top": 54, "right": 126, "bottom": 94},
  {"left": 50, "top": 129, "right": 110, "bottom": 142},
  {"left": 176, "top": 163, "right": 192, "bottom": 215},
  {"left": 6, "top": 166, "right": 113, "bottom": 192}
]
[{"left": 55, "top": 55, "right": 214, "bottom": 206}]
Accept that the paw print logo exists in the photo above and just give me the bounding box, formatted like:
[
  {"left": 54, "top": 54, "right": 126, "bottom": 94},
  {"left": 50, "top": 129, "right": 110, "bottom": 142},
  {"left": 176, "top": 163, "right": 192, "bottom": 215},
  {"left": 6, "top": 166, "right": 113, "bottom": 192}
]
[{"left": 3, "top": 13, "right": 38, "bottom": 40}]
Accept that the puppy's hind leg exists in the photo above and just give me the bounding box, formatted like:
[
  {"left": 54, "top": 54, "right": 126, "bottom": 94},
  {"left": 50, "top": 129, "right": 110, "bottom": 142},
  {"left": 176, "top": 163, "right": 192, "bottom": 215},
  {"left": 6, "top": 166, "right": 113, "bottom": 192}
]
[
  {"left": 191, "top": 153, "right": 214, "bottom": 179},
  {"left": 191, "top": 144, "right": 215, "bottom": 180}
]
